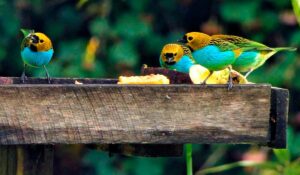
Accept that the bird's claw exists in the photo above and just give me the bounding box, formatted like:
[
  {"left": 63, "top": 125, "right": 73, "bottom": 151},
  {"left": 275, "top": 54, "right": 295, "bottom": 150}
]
[
  {"left": 20, "top": 73, "right": 28, "bottom": 84},
  {"left": 227, "top": 76, "right": 233, "bottom": 90},
  {"left": 47, "top": 77, "right": 51, "bottom": 84},
  {"left": 227, "top": 81, "right": 233, "bottom": 90}
]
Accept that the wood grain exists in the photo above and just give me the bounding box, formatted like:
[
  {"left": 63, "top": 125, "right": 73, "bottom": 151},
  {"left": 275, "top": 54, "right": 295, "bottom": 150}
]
[{"left": 0, "top": 81, "right": 271, "bottom": 145}]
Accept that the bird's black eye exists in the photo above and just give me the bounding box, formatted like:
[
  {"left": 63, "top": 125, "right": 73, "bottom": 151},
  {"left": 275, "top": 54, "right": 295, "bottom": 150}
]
[
  {"left": 31, "top": 35, "right": 39, "bottom": 43},
  {"left": 174, "top": 53, "right": 177, "bottom": 56},
  {"left": 188, "top": 36, "right": 193, "bottom": 41},
  {"left": 40, "top": 39, "right": 44, "bottom": 43}
]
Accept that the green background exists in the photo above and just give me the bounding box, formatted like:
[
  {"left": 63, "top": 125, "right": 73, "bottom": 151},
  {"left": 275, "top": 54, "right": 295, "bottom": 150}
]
[{"left": 0, "top": 0, "right": 300, "bottom": 174}]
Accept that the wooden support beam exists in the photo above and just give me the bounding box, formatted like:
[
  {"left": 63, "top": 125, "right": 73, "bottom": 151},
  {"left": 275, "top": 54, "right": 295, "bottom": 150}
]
[
  {"left": 268, "top": 88, "right": 289, "bottom": 148},
  {"left": 0, "top": 77, "right": 271, "bottom": 145}
]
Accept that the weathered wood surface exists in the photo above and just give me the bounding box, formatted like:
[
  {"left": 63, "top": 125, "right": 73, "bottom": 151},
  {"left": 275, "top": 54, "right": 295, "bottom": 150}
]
[
  {"left": 0, "top": 145, "right": 53, "bottom": 175},
  {"left": 0, "top": 77, "right": 272, "bottom": 145},
  {"left": 268, "top": 88, "right": 289, "bottom": 148}
]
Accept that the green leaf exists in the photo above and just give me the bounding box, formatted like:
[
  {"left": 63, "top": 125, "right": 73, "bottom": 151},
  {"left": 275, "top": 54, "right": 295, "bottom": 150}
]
[
  {"left": 196, "top": 161, "right": 260, "bottom": 175},
  {"left": 0, "top": 46, "right": 6, "bottom": 61},
  {"left": 114, "top": 13, "right": 152, "bottom": 41},
  {"left": 20, "top": 29, "right": 34, "bottom": 37},
  {"left": 292, "top": 0, "right": 300, "bottom": 26},
  {"left": 108, "top": 41, "right": 139, "bottom": 67},
  {"left": 287, "top": 126, "right": 300, "bottom": 156},
  {"left": 127, "top": 0, "right": 150, "bottom": 12},
  {"left": 273, "top": 149, "right": 290, "bottom": 165},
  {"left": 284, "top": 163, "right": 300, "bottom": 175},
  {"left": 185, "top": 144, "right": 193, "bottom": 175},
  {"left": 220, "top": 1, "right": 259, "bottom": 23},
  {"left": 257, "top": 162, "right": 280, "bottom": 170},
  {"left": 89, "top": 18, "right": 110, "bottom": 37},
  {"left": 265, "top": 52, "right": 297, "bottom": 86},
  {"left": 259, "top": 11, "right": 279, "bottom": 32}
]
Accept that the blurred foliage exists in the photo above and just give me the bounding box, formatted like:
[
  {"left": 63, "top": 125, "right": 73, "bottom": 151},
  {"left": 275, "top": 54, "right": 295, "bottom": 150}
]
[{"left": 0, "top": 0, "right": 300, "bottom": 175}]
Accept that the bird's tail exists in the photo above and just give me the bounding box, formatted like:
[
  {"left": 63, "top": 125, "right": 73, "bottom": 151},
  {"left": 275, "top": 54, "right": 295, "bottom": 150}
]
[{"left": 274, "top": 47, "right": 297, "bottom": 52}]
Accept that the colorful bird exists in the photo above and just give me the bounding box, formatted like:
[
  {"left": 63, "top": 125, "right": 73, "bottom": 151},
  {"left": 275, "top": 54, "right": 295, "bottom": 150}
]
[
  {"left": 178, "top": 32, "right": 243, "bottom": 88},
  {"left": 159, "top": 43, "right": 195, "bottom": 74},
  {"left": 20, "top": 29, "right": 54, "bottom": 83},
  {"left": 212, "top": 34, "right": 297, "bottom": 77},
  {"left": 189, "top": 64, "right": 248, "bottom": 85}
]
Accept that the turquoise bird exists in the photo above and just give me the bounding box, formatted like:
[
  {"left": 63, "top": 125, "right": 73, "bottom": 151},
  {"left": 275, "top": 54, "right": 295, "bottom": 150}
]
[
  {"left": 178, "top": 32, "right": 243, "bottom": 88},
  {"left": 212, "top": 34, "right": 297, "bottom": 77},
  {"left": 160, "top": 43, "right": 195, "bottom": 74},
  {"left": 20, "top": 29, "right": 54, "bottom": 83}
]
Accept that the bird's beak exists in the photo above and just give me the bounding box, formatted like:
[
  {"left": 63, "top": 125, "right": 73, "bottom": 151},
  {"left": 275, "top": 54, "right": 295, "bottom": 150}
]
[
  {"left": 177, "top": 38, "right": 187, "bottom": 43},
  {"left": 167, "top": 56, "right": 174, "bottom": 63},
  {"left": 29, "top": 35, "right": 38, "bottom": 44}
]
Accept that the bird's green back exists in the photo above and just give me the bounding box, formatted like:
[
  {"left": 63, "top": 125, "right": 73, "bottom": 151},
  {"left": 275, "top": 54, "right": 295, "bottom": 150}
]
[
  {"left": 181, "top": 44, "right": 195, "bottom": 61},
  {"left": 212, "top": 34, "right": 271, "bottom": 51},
  {"left": 20, "top": 29, "right": 35, "bottom": 51},
  {"left": 208, "top": 38, "right": 240, "bottom": 51}
]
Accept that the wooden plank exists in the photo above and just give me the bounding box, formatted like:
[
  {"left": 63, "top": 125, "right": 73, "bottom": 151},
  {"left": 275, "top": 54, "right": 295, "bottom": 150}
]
[
  {"left": 268, "top": 88, "right": 289, "bottom": 148},
  {"left": 0, "top": 81, "right": 271, "bottom": 145},
  {"left": 0, "top": 145, "right": 53, "bottom": 175},
  {"left": 1, "top": 77, "right": 183, "bottom": 157},
  {"left": 3, "top": 77, "right": 117, "bottom": 85}
]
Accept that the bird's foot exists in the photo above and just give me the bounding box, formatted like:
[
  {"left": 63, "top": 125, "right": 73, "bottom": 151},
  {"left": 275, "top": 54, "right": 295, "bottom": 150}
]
[
  {"left": 20, "top": 73, "right": 28, "bottom": 84},
  {"left": 47, "top": 77, "right": 52, "bottom": 84},
  {"left": 227, "top": 77, "right": 233, "bottom": 90}
]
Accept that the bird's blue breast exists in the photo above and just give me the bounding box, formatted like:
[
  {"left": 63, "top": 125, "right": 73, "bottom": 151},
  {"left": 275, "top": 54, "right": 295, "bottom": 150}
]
[
  {"left": 160, "top": 55, "right": 194, "bottom": 73},
  {"left": 232, "top": 51, "right": 259, "bottom": 72},
  {"left": 192, "top": 45, "right": 236, "bottom": 71},
  {"left": 21, "top": 47, "right": 54, "bottom": 67}
]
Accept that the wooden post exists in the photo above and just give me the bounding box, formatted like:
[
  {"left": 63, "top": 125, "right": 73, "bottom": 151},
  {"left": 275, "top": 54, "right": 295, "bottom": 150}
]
[
  {"left": 268, "top": 88, "right": 289, "bottom": 148},
  {"left": 0, "top": 77, "right": 54, "bottom": 175}
]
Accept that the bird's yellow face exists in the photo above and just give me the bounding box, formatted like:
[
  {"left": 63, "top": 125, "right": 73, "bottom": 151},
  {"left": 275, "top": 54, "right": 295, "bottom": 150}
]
[
  {"left": 25, "top": 32, "right": 53, "bottom": 52},
  {"left": 161, "top": 44, "right": 184, "bottom": 65},
  {"left": 180, "top": 32, "right": 211, "bottom": 51}
]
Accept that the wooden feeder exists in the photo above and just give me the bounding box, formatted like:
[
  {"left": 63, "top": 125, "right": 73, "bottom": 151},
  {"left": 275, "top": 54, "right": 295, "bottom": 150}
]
[{"left": 0, "top": 67, "right": 288, "bottom": 175}]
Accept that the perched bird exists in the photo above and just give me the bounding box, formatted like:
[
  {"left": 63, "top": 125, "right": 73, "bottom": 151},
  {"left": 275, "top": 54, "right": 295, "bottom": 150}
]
[
  {"left": 212, "top": 34, "right": 297, "bottom": 77},
  {"left": 159, "top": 43, "right": 195, "bottom": 74},
  {"left": 20, "top": 29, "right": 54, "bottom": 83},
  {"left": 178, "top": 32, "right": 243, "bottom": 88},
  {"left": 189, "top": 64, "right": 248, "bottom": 85}
]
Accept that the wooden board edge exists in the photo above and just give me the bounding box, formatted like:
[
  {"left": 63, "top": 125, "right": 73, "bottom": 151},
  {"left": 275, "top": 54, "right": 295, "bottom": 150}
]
[{"left": 267, "top": 87, "right": 289, "bottom": 148}]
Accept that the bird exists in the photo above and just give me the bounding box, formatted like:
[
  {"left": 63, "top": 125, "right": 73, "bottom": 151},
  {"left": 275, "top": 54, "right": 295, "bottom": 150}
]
[
  {"left": 178, "top": 32, "right": 243, "bottom": 88},
  {"left": 189, "top": 64, "right": 248, "bottom": 85},
  {"left": 212, "top": 34, "right": 297, "bottom": 77},
  {"left": 20, "top": 29, "right": 54, "bottom": 83},
  {"left": 159, "top": 43, "right": 195, "bottom": 74}
]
